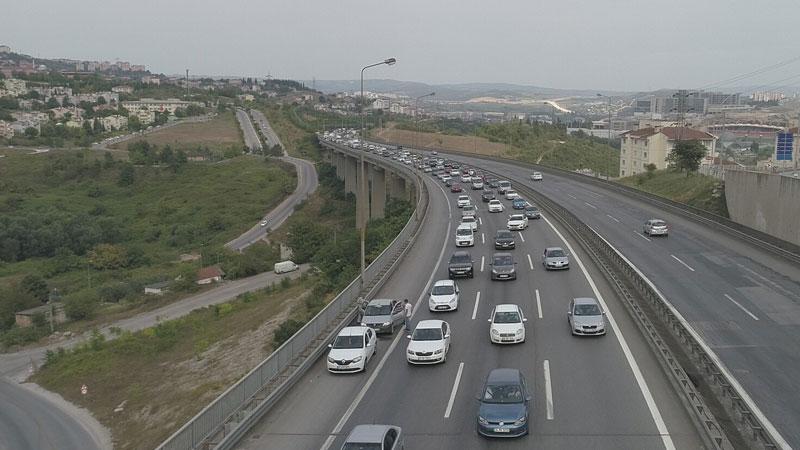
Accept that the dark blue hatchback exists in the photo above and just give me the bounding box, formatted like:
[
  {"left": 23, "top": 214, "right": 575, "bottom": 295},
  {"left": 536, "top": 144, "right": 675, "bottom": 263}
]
[{"left": 476, "top": 368, "right": 530, "bottom": 438}]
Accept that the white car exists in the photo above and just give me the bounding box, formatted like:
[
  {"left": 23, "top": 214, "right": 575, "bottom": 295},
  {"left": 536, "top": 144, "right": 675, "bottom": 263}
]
[
  {"left": 461, "top": 204, "right": 477, "bottom": 218},
  {"left": 407, "top": 320, "right": 451, "bottom": 364},
  {"left": 327, "top": 326, "right": 377, "bottom": 373},
  {"left": 531, "top": 172, "right": 543, "bottom": 181},
  {"left": 471, "top": 180, "right": 484, "bottom": 190},
  {"left": 504, "top": 190, "right": 519, "bottom": 200},
  {"left": 450, "top": 170, "right": 460, "bottom": 177},
  {"left": 497, "top": 180, "right": 512, "bottom": 194},
  {"left": 460, "top": 174, "right": 472, "bottom": 183},
  {"left": 488, "top": 304, "right": 527, "bottom": 344},
  {"left": 260, "top": 218, "right": 269, "bottom": 227},
  {"left": 488, "top": 199, "right": 504, "bottom": 213},
  {"left": 507, "top": 214, "right": 528, "bottom": 230},
  {"left": 441, "top": 175, "right": 452, "bottom": 183},
  {"left": 428, "top": 279, "right": 459, "bottom": 311},
  {"left": 460, "top": 215, "right": 478, "bottom": 232},
  {"left": 455, "top": 223, "right": 475, "bottom": 247},
  {"left": 457, "top": 195, "right": 471, "bottom": 208}
]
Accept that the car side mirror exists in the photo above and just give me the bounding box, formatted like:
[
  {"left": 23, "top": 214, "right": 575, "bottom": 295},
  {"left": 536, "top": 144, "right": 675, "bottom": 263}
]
[
  {"left": 487, "top": 318, "right": 492, "bottom": 322},
  {"left": 523, "top": 318, "right": 528, "bottom": 322},
  {"left": 444, "top": 334, "right": 450, "bottom": 339},
  {"left": 526, "top": 395, "right": 532, "bottom": 401},
  {"left": 602, "top": 311, "right": 607, "bottom": 315},
  {"left": 406, "top": 335, "right": 412, "bottom": 339},
  {"left": 328, "top": 343, "right": 333, "bottom": 348}
]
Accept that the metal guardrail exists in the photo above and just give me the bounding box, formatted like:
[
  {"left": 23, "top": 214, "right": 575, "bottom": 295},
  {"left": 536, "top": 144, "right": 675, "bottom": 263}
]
[{"left": 156, "top": 142, "right": 429, "bottom": 450}]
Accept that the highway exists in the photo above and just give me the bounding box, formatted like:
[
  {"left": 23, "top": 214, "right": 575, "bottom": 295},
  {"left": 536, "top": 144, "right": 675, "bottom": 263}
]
[
  {"left": 237, "top": 170, "right": 704, "bottom": 449},
  {"left": 235, "top": 108, "right": 263, "bottom": 153},
  {"left": 436, "top": 151, "right": 800, "bottom": 449}
]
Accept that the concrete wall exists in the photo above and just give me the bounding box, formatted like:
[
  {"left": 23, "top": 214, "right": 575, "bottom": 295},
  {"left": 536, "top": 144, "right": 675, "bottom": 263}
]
[{"left": 725, "top": 170, "right": 800, "bottom": 246}]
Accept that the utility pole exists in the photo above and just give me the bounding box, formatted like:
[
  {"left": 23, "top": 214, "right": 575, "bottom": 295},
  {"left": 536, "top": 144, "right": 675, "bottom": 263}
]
[{"left": 185, "top": 69, "right": 189, "bottom": 99}]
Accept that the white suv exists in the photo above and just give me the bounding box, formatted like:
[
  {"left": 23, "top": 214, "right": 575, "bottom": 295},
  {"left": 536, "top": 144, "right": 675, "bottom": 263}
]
[{"left": 455, "top": 224, "right": 475, "bottom": 247}]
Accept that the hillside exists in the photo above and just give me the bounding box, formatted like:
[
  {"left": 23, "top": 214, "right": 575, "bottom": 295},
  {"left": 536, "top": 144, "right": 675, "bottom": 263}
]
[{"left": 617, "top": 170, "right": 728, "bottom": 217}]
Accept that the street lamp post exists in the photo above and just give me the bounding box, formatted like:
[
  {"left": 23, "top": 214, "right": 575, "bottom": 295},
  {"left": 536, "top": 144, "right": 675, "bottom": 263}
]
[
  {"left": 359, "top": 58, "right": 396, "bottom": 288},
  {"left": 597, "top": 93, "right": 612, "bottom": 179},
  {"left": 414, "top": 92, "right": 435, "bottom": 151}
]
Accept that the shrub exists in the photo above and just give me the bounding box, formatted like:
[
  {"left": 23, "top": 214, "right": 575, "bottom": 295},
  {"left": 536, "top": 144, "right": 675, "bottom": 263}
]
[
  {"left": 64, "top": 294, "right": 99, "bottom": 320},
  {"left": 272, "top": 319, "right": 305, "bottom": 347}
]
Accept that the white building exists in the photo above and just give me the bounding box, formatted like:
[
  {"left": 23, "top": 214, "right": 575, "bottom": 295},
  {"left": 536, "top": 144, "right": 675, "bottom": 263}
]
[
  {"left": 100, "top": 115, "right": 127, "bottom": 131},
  {"left": 0, "top": 120, "right": 14, "bottom": 138},
  {"left": 132, "top": 109, "right": 156, "bottom": 125},
  {"left": 72, "top": 92, "right": 119, "bottom": 105},
  {"left": 112, "top": 85, "right": 134, "bottom": 94},
  {"left": 122, "top": 98, "right": 201, "bottom": 115}
]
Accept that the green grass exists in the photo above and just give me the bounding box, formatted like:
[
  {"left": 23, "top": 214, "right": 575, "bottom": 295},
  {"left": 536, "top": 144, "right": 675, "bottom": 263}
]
[
  {"left": 260, "top": 104, "right": 322, "bottom": 161},
  {"left": 617, "top": 170, "right": 728, "bottom": 217}
]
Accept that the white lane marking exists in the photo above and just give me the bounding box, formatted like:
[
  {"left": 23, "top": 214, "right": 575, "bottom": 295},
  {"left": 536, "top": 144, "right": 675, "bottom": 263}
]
[
  {"left": 478, "top": 217, "right": 482, "bottom": 225},
  {"left": 670, "top": 254, "right": 695, "bottom": 272},
  {"left": 636, "top": 231, "right": 652, "bottom": 242},
  {"left": 527, "top": 254, "right": 534, "bottom": 270},
  {"left": 542, "top": 215, "right": 675, "bottom": 450},
  {"left": 724, "top": 294, "right": 760, "bottom": 321},
  {"left": 584, "top": 202, "right": 597, "bottom": 209},
  {"left": 544, "top": 359, "right": 554, "bottom": 420},
  {"left": 480, "top": 255, "right": 485, "bottom": 272},
  {"left": 586, "top": 190, "right": 602, "bottom": 198},
  {"left": 518, "top": 232, "right": 525, "bottom": 243},
  {"left": 444, "top": 362, "right": 465, "bottom": 418},
  {"left": 481, "top": 233, "right": 485, "bottom": 245},
  {"left": 472, "top": 291, "right": 481, "bottom": 320},
  {"left": 606, "top": 214, "right": 620, "bottom": 223},
  {"left": 592, "top": 230, "right": 790, "bottom": 450},
  {"left": 535, "top": 289, "right": 543, "bottom": 319},
  {"left": 320, "top": 180, "right": 453, "bottom": 450},
  {"left": 567, "top": 193, "right": 577, "bottom": 199},
  {"left": 736, "top": 263, "right": 800, "bottom": 301}
]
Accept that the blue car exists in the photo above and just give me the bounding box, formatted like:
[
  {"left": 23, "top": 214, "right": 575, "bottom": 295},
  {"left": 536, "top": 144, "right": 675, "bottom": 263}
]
[
  {"left": 511, "top": 198, "right": 528, "bottom": 210},
  {"left": 476, "top": 368, "right": 530, "bottom": 438}
]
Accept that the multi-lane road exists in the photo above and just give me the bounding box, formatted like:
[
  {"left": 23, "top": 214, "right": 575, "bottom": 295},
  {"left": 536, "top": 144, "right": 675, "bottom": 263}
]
[{"left": 238, "top": 168, "right": 704, "bottom": 449}]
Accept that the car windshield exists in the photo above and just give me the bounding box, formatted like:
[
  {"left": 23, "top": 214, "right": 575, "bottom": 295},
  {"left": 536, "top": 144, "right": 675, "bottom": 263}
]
[
  {"left": 496, "top": 231, "right": 512, "bottom": 239},
  {"left": 459, "top": 196, "right": 469, "bottom": 200},
  {"left": 547, "top": 249, "right": 565, "bottom": 258},
  {"left": 574, "top": 303, "right": 602, "bottom": 316},
  {"left": 526, "top": 206, "right": 538, "bottom": 212},
  {"left": 412, "top": 328, "right": 443, "bottom": 341},
  {"left": 494, "top": 255, "right": 513, "bottom": 266},
  {"left": 457, "top": 229, "right": 472, "bottom": 236},
  {"left": 432, "top": 284, "right": 454, "bottom": 295},
  {"left": 651, "top": 220, "right": 666, "bottom": 227},
  {"left": 364, "top": 304, "right": 391, "bottom": 316},
  {"left": 342, "top": 444, "right": 381, "bottom": 450},
  {"left": 451, "top": 254, "right": 471, "bottom": 264},
  {"left": 333, "top": 335, "right": 364, "bottom": 349},
  {"left": 483, "top": 383, "right": 524, "bottom": 404},
  {"left": 499, "top": 181, "right": 510, "bottom": 187},
  {"left": 464, "top": 206, "right": 475, "bottom": 211},
  {"left": 494, "top": 311, "right": 521, "bottom": 323},
  {"left": 462, "top": 217, "right": 475, "bottom": 223},
  {"left": 509, "top": 215, "right": 524, "bottom": 221}
]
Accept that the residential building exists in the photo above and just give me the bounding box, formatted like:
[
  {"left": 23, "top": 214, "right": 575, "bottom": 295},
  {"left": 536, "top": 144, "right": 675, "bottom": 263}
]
[
  {"left": 0, "top": 120, "right": 14, "bottom": 139},
  {"left": 0, "top": 45, "right": 11, "bottom": 54},
  {"left": 3, "top": 78, "right": 27, "bottom": 96},
  {"left": 100, "top": 115, "right": 127, "bottom": 131},
  {"left": 751, "top": 91, "right": 785, "bottom": 103},
  {"left": 49, "top": 106, "right": 83, "bottom": 120},
  {"left": 141, "top": 75, "right": 160, "bottom": 85},
  {"left": 133, "top": 109, "right": 155, "bottom": 125},
  {"left": 112, "top": 85, "right": 134, "bottom": 94},
  {"left": 372, "top": 98, "right": 390, "bottom": 110},
  {"left": 196, "top": 266, "right": 225, "bottom": 285},
  {"left": 73, "top": 92, "right": 119, "bottom": 105},
  {"left": 65, "top": 118, "right": 84, "bottom": 128},
  {"left": 122, "top": 98, "right": 200, "bottom": 115},
  {"left": 619, "top": 126, "right": 717, "bottom": 176},
  {"left": 144, "top": 281, "right": 171, "bottom": 295}
]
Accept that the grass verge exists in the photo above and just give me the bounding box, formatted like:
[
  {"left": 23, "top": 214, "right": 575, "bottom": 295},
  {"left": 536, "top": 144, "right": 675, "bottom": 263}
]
[{"left": 618, "top": 170, "right": 728, "bottom": 217}]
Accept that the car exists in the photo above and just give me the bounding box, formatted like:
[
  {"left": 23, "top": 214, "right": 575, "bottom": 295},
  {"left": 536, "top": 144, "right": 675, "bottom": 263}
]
[
  {"left": 568, "top": 297, "right": 607, "bottom": 336},
  {"left": 431, "top": 151, "right": 438, "bottom": 155},
  {"left": 445, "top": 179, "right": 455, "bottom": 188},
  {"left": 441, "top": 174, "right": 451, "bottom": 183},
  {"left": 487, "top": 178, "right": 500, "bottom": 188},
  {"left": 460, "top": 215, "right": 479, "bottom": 232},
  {"left": 476, "top": 368, "right": 531, "bottom": 438},
  {"left": 450, "top": 170, "right": 460, "bottom": 177},
  {"left": 494, "top": 229, "right": 516, "bottom": 250},
  {"left": 490, "top": 252, "right": 517, "bottom": 280},
  {"left": 450, "top": 183, "right": 463, "bottom": 192},
  {"left": 511, "top": 198, "right": 528, "bottom": 210},
  {"left": 460, "top": 174, "right": 472, "bottom": 183},
  {"left": 542, "top": 246, "right": 570, "bottom": 270},
  {"left": 497, "top": 180, "right": 511, "bottom": 194},
  {"left": 406, "top": 320, "right": 451, "bottom": 364},
  {"left": 471, "top": 180, "right": 485, "bottom": 190},
  {"left": 481, "top": 190, "right": 496, "bottom": 202},
  {"left": 327, "top": 326, "right": 377, "bottom": 373},
  {"left": 341, "top": 424, "right": 403, "bottom": 450},
  {"left": 507, "top": 214, "right": 528, "bottom": 230},
  {"left": 488, "top": 304, "right": 527, "bottom": 344},
  {"left": 455, "top": 223, "right": 475, "bottom": 247},
  {"left": 524, "top": 205, "right": 541, "bottom": 220},
  {"left": 488, "top": 199, "right": 504, "bottom": 213},
  {"left": 531, "top": 171, "right": 543, "bottom": 181},
  {"left": 423, "top": 166, "right": 432, "bottom": 173},
  {"left": 462, "top": 204, "right": 477, "bottom": 218},
  {"left": 457, "top": 195, "right": 471, "bottom": 208},
  {"left": 448, "top": 251, "right": 474, "bottom": 279},
  {"left": 643, "top": 219, "right": 669, "bottom": 236},
  {"left": 504, "top": 190, "right": 519, "bottom": 200},
  {"left": 260, "top": 218, "right": 270, "bottom": 227},
  {"left": 360, "top": 298, "right": 406, "bottom": 334},
  {"left": 429, "top": 279, "right": 460, "bottom": 311}
]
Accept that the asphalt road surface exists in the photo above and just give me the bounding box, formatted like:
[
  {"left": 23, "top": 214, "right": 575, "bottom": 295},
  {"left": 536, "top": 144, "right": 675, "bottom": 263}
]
[
  {"left": 237, "top": 173, "right": 703, "bottom": 450},
  {"left": 235, "top": 108, "right": 263, "bottom": 152}
]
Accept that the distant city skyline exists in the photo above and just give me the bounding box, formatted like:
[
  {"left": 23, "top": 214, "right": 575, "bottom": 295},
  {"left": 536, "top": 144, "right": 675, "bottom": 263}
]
[{"left": 4, "top": 0, "right": 800, "bottom": 91}]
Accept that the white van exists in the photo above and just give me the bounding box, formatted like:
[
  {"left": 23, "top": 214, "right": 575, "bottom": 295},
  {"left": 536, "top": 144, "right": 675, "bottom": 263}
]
[{"left": 274, "top": 260, "right": 299, "bottom": 274}]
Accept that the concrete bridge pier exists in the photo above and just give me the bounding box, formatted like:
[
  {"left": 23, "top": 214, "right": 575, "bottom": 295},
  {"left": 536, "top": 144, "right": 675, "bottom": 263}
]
[
  {"left": 344, "top": 155, "right": 357, "bottom": 195},
  {"left": 369, "top": 165, "right": 386, "bottom": 219}
]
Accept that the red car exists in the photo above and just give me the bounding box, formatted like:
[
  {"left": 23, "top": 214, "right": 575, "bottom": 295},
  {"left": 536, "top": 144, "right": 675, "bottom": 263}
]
[{"left": 451, "top": 183, "right": 463, "bottom": 193}]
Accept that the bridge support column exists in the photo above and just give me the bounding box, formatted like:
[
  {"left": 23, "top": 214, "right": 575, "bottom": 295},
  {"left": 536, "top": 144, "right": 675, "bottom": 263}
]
[
  {"left": 369, "top": 165, "right": 386, "bottom": 219},
  {"left": 335, "top": 152, "right": 344, "bottom": 178},
  {"left": 387, "top": 173, "right": 406, "bottom": 201},
  {"left": 345, "top": 155, "right": 357, "bottom": 195}
]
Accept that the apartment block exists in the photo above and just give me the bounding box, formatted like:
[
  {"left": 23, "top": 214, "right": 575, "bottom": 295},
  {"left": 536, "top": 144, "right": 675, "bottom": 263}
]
[{"left": 619, "top": 126, "right": 717, "bottom": 177}]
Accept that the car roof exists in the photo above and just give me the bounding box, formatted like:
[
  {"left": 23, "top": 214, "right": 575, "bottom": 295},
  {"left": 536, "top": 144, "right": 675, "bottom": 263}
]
[
  {"left": 458, "top": 195, "right": 469, "bottom": 198},
  {"left": 495, "top": 303, "right": 520, "bottom": 312},
  {"left": 368, "top": 298, "right": 395, "bottom": 306},
  {"left": 338, "top": 326, "right": 369, "bottom": 336},
  {"left": 509, "top": 214, "right": 524, "bottom": 218},
  {"left": 345, "top": 424, "right": 398, "bottom": 443},
  {"left": 496, "top": 229, "right": 512, "bottom": 235},
  {"left": 493, "top": 252, "right": 513, "bottom": 258},
  {"left": 416, "top": 319, "right": 446, "bottom": 329},
  {"left": 452, "top": 250, "right": 470, "bottom": 257},
  {"left": 486, "top": 368, "right": 522, "bottom": 384},
  {"left": 433, "top": 279, "right": 454, "bottom": 287},
  {"left": 545, "top": 246, "right": 564, "bottom": 252},
  {"left": 573, "top": 297, "right": 599, "bottom": 305}
]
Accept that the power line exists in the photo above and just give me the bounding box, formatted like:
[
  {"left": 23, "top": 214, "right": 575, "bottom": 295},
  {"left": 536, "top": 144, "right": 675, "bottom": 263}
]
[{"left": 698, "top": 54, "right": 800, "bottom": 90}]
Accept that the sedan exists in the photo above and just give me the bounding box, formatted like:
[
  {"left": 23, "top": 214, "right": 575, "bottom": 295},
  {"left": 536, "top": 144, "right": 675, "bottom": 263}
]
[
  {"left": 504, "top": 190, "right": 519, "bottom": 200},
  {"left": 524, "top": 205, "right": 541, "bottom": 220},
  {"left": 476, "top": 369, "right": 531, "bottom": 438},
  {"left": 568, "top": 297, "right": 607, "bottom": 336},
  {"left": 643, "top": 219, "right": 669, "bottom": 237},
  {"left": 407, "top": 320, "right": 451, "bottom": 364},
  {"left": 488, "top": 304, "right": 527, "bottom": 344},
  {"left": 462, "top": 204, "right": 477, "bottom": 218},
  {"left": 531, "top": 171, "right": 543, "bottom": 181},
  {"left": 543, "top": 247, "right": 569, "bottom": 270},
  {"left": 507, "top": 214, "right": 528, "bottom": 230},
  {"left": 481, "top": 190, "right": 496, "bottom": 202},
  {"left": 342, "top": 424, "right": 403, "bottom": 450},
  {"left": 450, "top": 183, "right": 463, "bottom": 193},
  {"left": 457, "top": 195, "right": 471, "bottom": 208},
  {"left": 327, "top": 326, "right": 377, "bottom": 373},
  {"left": 471, "top": 180, "right": 485, "bottom": 190},
  {"left": 460, "top": 215, "right": 479, "bottom": 232},
  {"left": 429, "top": 279, "right": 459, "bottom": 311},
  {"left": 494, "top": 229, "right": 516, "bottom": 250},
  {"left": 490, "top": 252, "right": 517, "bottom": 280},
  {"left": 488, "top": 199, "right": 504, "bottom": 213},
  {"left": 511, "top": 198, "right": 528, "bottom": 210}
]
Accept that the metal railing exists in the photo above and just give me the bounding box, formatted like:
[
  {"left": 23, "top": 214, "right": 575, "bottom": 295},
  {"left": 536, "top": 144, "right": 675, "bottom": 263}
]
[{"left": 157, "top": 142, "right": 429, "bottom": 450}]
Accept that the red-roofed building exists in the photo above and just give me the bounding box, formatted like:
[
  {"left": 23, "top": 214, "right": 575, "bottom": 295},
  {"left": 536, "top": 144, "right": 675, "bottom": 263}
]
[
  {"left": 619, "top": 126, "right": 717, "bottom": 176},
  {"left": 196, "top": 266, "right": 225, "bottom": 285}
]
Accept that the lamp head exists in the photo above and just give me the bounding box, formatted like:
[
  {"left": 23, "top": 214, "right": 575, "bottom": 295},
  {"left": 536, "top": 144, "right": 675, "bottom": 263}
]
[{"left": 384, "top": 58, "right": 397, "bottom": 66}]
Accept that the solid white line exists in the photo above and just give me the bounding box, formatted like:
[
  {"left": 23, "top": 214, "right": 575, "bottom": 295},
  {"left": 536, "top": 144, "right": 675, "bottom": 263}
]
[
  {"left": 481, "top": 233, "right": 485, "bottom": 244},
  {"left": 518, "top": 232, "right": 525, "bottom": 243},
  {"left": 535, "top": 289, "right": 543, "bottom": 319},
  {"left": 320, "top": 180, "right": 453, "bottom": 450},
  {"left": 592, "top": 230, "right": 790, "bottom": 450},
  {"left": 472, "top": 291, "right": 481, "bottom": 320},
  {"left": 584, "top": 202, "right": 597, "bottom": 209},
  {"left": 636, "top": 231, "right": 652, "bottom": 242},
  {"left": 606, "top": 214, "right": 620, "bottom": 223},
  {"left": 480, "top": 255, "right": 485, "bottom": 272},
  {"left": 444, "top": 362, "right": 465, "bottom": 418},
  {"left": 670, "top": 254, "right": 695, "bottom": 272},
  {"left": 567, "top": 193, "right": 577, "bottom": 199},
  {"left": 527, "top": 254, "right": 534, "bottom": 270},
  {"left": 544, "top": 360, "right": 554, "bottom": 420},
  {"left": 478, "top": 217, "right": 482, "bottom": 225},
  {"left": 541, "top": 215, "right": 675, "bottom": 450},
  {"left": 724, "top": 294, "right": 760, "bottom": 321}
]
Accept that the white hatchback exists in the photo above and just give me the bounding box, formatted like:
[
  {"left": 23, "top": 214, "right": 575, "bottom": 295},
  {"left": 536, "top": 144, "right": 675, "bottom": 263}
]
[
  {"left": 488, "top": 304, "right": 527, "bottom": 344},
  {"left": 407, "top": 320, "right": 451, "bottom": 364},
  {"left": 457, "top": 195, "right": 471, "bottom": 208},
  {"left": 429, "top": 279, "right": 459, "bottom": 311}
]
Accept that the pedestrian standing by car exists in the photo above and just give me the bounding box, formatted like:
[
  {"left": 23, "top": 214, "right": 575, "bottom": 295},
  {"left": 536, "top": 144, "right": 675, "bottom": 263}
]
[{"left": 403, "top": 299, "right": 413, "bottom": 331}]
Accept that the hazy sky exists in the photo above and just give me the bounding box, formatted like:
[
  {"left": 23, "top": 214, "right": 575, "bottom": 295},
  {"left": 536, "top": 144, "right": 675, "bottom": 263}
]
[{"left": 4, "top": 0, "right": 800, "bottom": 91}]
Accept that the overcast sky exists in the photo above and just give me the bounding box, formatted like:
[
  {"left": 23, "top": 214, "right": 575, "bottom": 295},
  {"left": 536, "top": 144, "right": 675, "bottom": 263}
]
[{"left": 4, "top": 0, "right": 800, "bottom": 91}]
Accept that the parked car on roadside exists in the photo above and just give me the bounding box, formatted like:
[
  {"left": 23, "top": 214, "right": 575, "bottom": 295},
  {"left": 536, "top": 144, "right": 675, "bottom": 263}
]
[{"left": 360, "top": 299, "right": 405, "bottom": 334}]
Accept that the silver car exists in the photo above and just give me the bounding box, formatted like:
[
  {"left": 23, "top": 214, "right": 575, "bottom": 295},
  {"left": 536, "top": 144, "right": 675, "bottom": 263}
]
[
  {"left": 342, "top": 424, "right": 403, "bottom": 449},
  {"left": 643, "top": 219, "right": 669, "bottom": 237},
  {"left": 542, "top": 247, "right": 569, "bottom": 270},
  {"left": 360, "top": 299, "right": 405, "bottom": 334},
  {"left": 490, "top": 252, "right": 517, "bottom": 281},
  {"left": 568, "top": 297, "right": 607, "bottom": 336}
]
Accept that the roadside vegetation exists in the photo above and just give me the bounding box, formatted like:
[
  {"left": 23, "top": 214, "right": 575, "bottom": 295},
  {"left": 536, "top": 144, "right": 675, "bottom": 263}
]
[
  {"left": 259, "top": 104, "right": 323, "bottom": 161},
  {"left": 618, "top": 169, "right": 728, "bottom": 217}
]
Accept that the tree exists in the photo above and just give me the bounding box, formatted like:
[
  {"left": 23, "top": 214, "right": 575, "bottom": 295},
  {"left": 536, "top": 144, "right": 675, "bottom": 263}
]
[
  {"left": 87, "top": 243, "right": 130, "bottom": 270},
  {"left": 93, "top": 118, "right": 104, "bottom": 134},
  {"left": 20, "top": 274, "right": 49, "bottom": 303},
  {"left": 118, "top": 163, "right": 135, "bottom": 186},
  {"left": 667, "top": 140, "right": 706, "bottom": 174},
  {"left": 24, "top": 127, "right": 39, "bottom": 138},
  {"left": 96, "top": 96, "right": 106, "bottom": 105},
  {"left": 644, "top": 163, "right": 657, "bottom": 178},
  {"left": 46, "top": 97, "right": 60, "bottom": 109},
  {"left": 128, "top": 115, "right": 141, "bottom": 131},
  {"left": 83, "top": 120, "right": 94, "bottom": 135}
]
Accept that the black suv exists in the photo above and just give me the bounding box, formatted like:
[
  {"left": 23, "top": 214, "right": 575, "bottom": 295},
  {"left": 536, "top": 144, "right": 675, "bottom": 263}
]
[
  {"left": 481, "top": 189, "right": 496, "bottom": 202},
  {"left": 494, "top": 230, "right": 516, "bottom": 249},
  {"left": 448, "top": 251, "right": 474, "bottom": 279}
]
